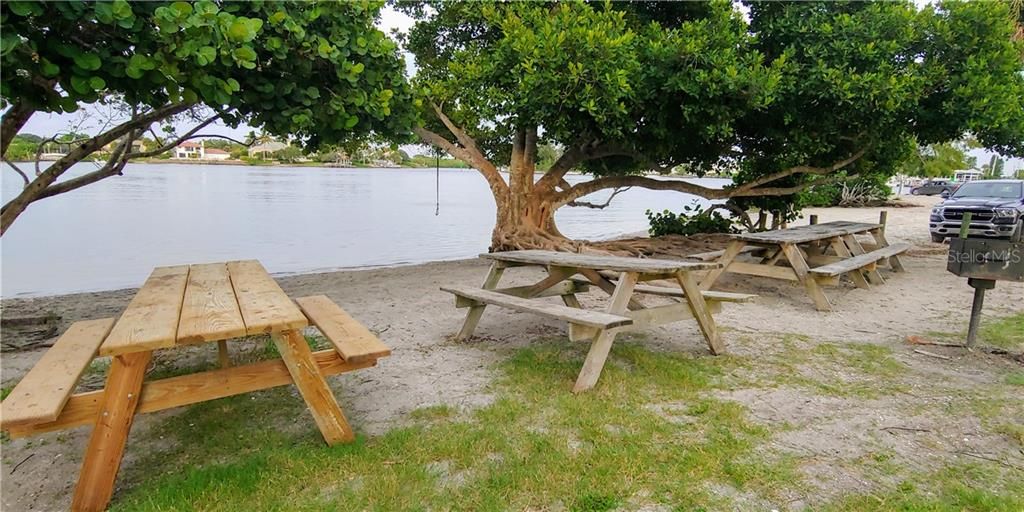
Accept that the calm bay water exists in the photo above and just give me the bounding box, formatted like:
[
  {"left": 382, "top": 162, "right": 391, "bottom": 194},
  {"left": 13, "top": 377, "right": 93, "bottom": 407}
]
[{"left": 0, "top": 163, "right": 727, "bottom": 297}]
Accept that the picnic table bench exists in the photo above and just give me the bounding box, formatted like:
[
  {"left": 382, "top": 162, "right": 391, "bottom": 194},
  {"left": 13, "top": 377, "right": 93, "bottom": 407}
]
[
  {"left": 441, "top": 250, "right": 755, "bottom": 393},
  {"left": 0, "top": 260, "right": 389, "bottom": 512},
  {"left": 698, "top": 215, "right": 909, "bottom": 311}
]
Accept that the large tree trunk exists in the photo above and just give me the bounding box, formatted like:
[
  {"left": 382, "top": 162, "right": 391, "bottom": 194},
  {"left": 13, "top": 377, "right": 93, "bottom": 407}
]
[{"left": 488, "top": 126, "right": 582, "bottom": 252}]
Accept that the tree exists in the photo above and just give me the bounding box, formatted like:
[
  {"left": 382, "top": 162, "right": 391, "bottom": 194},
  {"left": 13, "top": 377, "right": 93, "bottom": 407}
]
[
  {"left": 1, "top": 0, "right": 413, "bottom": 234},
  {"left": 980, "top": 155, "right": 1007, "bottom": 179},
  {"left": 898, "top": 141, "right": 977, "bottom": 179},
  {"left": 401, "top": 1, "right": 1024, "bottom": 250}
]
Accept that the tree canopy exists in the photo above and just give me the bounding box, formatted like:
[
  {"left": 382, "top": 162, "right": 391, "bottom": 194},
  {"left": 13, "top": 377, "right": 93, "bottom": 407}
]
[
  {"left": 1, "top": 0, "right": 413, "bottom": 234},
  {"left": 402, "top": 0, "right": 1024, "bottom": 249}
]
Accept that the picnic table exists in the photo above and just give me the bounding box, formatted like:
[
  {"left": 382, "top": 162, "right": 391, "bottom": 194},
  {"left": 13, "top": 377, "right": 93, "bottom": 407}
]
[
  {"left": 0, "top": 260, "right": 390, "bottom": 512},
  {"left": 441, "top": 250, "right": 755, "bottom": 393},
  {"left": 697, "top": 217, "right": 909, "bottom": 311}
]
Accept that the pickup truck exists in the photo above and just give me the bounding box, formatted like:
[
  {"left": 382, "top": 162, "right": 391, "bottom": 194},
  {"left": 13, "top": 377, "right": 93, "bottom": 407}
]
[{"left": 929, "top": 179, "right": 1024, "bottom": 243}]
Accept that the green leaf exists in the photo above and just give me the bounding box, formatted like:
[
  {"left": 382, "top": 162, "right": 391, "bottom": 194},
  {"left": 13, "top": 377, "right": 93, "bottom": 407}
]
[
  {"left": 110, "top": 0, "right": 133, "bottom": 20},
  {"left": 89, "top": 76, "right": 106, "bottom": 90},
  {"left": 344, "top": 115, "right": 359, "bottom": 129},
  {"left": 231, "top": 46, "right": 257, "bottom": 64},
  {"left": 351, "top": 62, "right": 365, "bottom": 75},
  {"left": 305, "top": 86, "right": 320, "bottom": 99},
  {"left": 129, "top": 53, "right": 156, "bottom": 71},
  {"left": 74, "top": 53, "right": 102, "bottom": 71},
  {"left": 94, "top": 1, "right": 114, "bottom": 23},
  {"left": 227, "top": 20, "right": 254, "bottom": 42},
  {"left": 39, "top": 58, "right": 60, "bottom": 77},
  {"left": 9, "top": 2, "right": 39, "bottom": 17},
  {"left": 169, "top": 1, "right": 192, "bottom": 17},
  {"left": 69, "top": 75, "right": 92, "bottom": 94},
  {"left": 269, "top": 11, "right": 287, "bottom": 24},
  {"left": 226, "top": 78, "right": 240, "bottom": 92},
  {"left": 196, "top": 46, "right": 217, "bottom": 66}
]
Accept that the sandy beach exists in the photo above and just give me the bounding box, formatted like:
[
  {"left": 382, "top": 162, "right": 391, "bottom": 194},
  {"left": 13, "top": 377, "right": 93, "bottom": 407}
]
[{"left": 2, "top": 196, "right": 1022, "bottom": 510}]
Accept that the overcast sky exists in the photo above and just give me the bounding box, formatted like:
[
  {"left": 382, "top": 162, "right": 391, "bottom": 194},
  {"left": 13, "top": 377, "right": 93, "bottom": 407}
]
[{"left": 13, "top": 5, "right": 1022, "bottom": 175}]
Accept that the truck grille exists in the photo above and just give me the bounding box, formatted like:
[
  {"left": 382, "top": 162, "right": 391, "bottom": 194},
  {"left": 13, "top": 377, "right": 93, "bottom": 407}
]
[{"left": 943, "top": 208, "right": 994, "bottom": 221}]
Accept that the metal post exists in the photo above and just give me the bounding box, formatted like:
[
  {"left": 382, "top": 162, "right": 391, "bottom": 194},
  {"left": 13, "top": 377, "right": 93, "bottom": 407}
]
[
  {"left": 809, "top": 214, "right": 818, "bottom": 225},
  {"left": 965, "top": 278, "right": 995, "bottom": 347}
]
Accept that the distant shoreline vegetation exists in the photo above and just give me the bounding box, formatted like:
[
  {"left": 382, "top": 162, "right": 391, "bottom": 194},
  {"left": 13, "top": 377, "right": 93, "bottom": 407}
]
[{"left": 10, "top": 157, "right": 473, "bottom": 170}]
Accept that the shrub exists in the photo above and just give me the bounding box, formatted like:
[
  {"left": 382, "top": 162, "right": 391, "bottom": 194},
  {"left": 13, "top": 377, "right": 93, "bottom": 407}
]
[{"left": 646, "top": 201, "right": 738, "bottom": 237}]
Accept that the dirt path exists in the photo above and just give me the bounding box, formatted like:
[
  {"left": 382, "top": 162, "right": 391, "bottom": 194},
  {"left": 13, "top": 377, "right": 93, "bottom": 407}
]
[{"left": 2, "top": 197, "right": 1021, "bottom": 510}]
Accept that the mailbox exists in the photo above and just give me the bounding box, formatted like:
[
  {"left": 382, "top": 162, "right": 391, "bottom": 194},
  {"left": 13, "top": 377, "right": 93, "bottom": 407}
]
[{"left": 946, "top": 216, "right": 1024, "bottom": 346}]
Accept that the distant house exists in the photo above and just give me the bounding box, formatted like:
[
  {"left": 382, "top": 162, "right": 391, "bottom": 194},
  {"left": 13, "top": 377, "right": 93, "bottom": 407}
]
[
  {"left": 248, "top": 141, "right": 289, "bottom": 159},
  {"left": 202, "top": 148, "right": 231, "bottom": 161},
  {"left": 174, "top": 141, "right": 204, "bottom": 159}
]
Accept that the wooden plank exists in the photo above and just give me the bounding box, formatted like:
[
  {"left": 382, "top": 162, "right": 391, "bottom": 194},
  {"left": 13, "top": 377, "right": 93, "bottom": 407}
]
[
  {"left": 843, "top": 234, "right": 885, "bottom": 285},
  {"left": 579, "top": 268, "right": 646, "bottom": 310},
  {"left": 441, "top": 285, "right": 633, "bottom": 329},
  {"left": 272, "top": 330, "right": 354, "bottom": 445},
  {"left": 483, "top": 250, "right": 721, "bottom": 273},
  {"left": 781, "top": 243, "right": 832, "bottom": 311},
  {"left": 724, "top": 261, "right": 800, "bottom": 281},
  {"left": 455, "top": 262, "right": 505, "bottom": 341},
  {"left": 71, "top": 351, "right": 152, "bottom": 512},
  {"left": 100, "top": 265, "right": 189, "bottom": 356},
  {"left": 0, "top": 318, "right": 115, "bottom": 428},
  {"left": 686, "top": 245, "right": 765, "bottom": 262},
  {"left": 454, "top": 281, "right": 587, "bottom": 306},
  {"left": 6, "top": 350, "right": 375, "bottom": 438},
  {"left": 623, "top": 303, "right": 694, "bottom": 328},
  {"left": 698, "top": 240, "right": 747, "bottom": 290},
  {"left": 676, "top": 271, "right": 725, "bottom": 355},
  {"left": 227, "top": 260, "right": 307, "bottom": 335},
  {"left": 573, "top": 272, "right": 638, "bottom": 393},
  {"left": 295, "top": 295, "right": 391, "bottom": 363},
  {"left": 809, "top": 243, "right": 911, "bottom": 277},
  {"left": 569, "top": 278, "right": 756, "bottom": 302},
  {"left": 828, "top": 236, "right": 870, "bottom": 289},
  {"left": 176, "top": 263, "right": 247, "bottom": 344},
  {"left": 730, "top": 221, "right": 881, "bottom": 244},
  {"left": 870, "top": 227, "right": 907, "bottom": 273}
]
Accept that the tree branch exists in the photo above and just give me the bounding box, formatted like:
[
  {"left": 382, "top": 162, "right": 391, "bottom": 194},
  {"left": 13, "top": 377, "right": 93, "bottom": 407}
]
[
  {"left": 35, "top": 130, "right": 139, "bottom": 201},
  {"left": 426, "top": 104, "right": 508, "bottom": 194},
  {"left": 3, "top": 158, "right": 30, "bottom": 186},
  {"left": 556, "top": 175, "right": 728, "bottom": 207},
  {"left": 1, "top": 102, "right": 192, "bottom": 235},
  {"left": 729, "top": 148, "right": 867, "bottom": 194},
  {"left": 414, "top": 125, "right": 509, "bottom": 201},
  {"left": 1, "top": 100, "right": 36, "bottom": 157},
  {"left": 536, "top": 140, "right": 640, "bottom": 191},
  {"left": 126, "top": 114, "right": 223, "bottom": 158},
  {"left": 567, "top": 186, "right": 631, "bottom": 209}
]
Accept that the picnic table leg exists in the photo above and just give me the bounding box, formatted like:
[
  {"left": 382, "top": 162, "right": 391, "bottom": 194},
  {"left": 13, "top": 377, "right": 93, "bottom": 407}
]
[
  {"left": 780, "top": 243, "right": 832, "bottom": 311},
  {"left": 699, "top": 240, "right": 745, "bottom": 290},
  {"left": 578, "top": 268, "right": 645, "bottom": 310},
  {"left": 870, "top": 228, "right": 906, "bottom": 272},
  {"left": 272, "top": 329, "right": 354, "bottom": 445},
  {"left": 573, "top": 272, "right": 638, "bottom": 393},
  {"left": 827, "top": 236, "right": 870, "bottom": 289},
  {"left": 217, "top": 340, "right": 231, "bottom": 368},
  {"left": 676, "top": 271, "right": 725, "bottom": 355},
  {"left": 842, "top": 234, "right": 885, "bottom": 285},
  {"left": 71, "top": 351, "right": 153, "bottom": 512},
  {"left": 455, "top": 262, "right": 506, "bottom": 341}
]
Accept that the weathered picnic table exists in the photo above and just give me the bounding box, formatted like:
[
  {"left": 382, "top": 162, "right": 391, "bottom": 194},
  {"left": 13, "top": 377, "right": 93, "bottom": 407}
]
[
  {"left": 0, "top": 260, "right": 390, "bottom": 512},
  {"left": 441, "top": 250, "right": 755, "bottom": 393},
  {"left": 698, "top": 218, "right": 910, "bottom": 311}
]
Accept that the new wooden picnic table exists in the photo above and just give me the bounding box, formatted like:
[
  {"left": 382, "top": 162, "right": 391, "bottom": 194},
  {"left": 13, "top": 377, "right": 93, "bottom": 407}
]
[
  {"left": 698, "top": 219, "right": 909, "bottom": 311},
  {"left": 0, "top": 260, "right": 390, "bottom": 512},
  {"left": 442, "top": 250, "right": 756, "bottom": 393}
]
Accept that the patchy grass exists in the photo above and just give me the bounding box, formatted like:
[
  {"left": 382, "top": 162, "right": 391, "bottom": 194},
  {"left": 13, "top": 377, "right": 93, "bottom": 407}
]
[
  {"left": 1005, "top": 371, "right": 1024, "bottom": 387},
  {"left": 111, "top": 341, "right": 798, "bottom": 511},
  {"left": 926, "top": 312, "right": 1024, "bottom": 351},
  {"left": 99, "top": 334, "right": 1021, "bottom": 511},
  {"left": 0, "top": 384, "right": 14, "bottom": 401}
]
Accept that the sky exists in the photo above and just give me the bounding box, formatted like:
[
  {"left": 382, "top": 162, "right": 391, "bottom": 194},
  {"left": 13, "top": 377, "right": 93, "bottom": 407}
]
[{"left": 12, "top": 5, "right": 1023, "bottom": 176}]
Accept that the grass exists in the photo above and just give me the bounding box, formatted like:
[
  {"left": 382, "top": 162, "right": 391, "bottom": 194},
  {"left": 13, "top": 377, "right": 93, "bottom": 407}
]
[
  {"left": 0, "top": 326, "right": 1004, "bottom": 511},
  {"left": 925, "top": 312, "right": 1024, "bottom": 351},
  {"left": 111, "top": 341, "right": 799, "bottom": 511}
]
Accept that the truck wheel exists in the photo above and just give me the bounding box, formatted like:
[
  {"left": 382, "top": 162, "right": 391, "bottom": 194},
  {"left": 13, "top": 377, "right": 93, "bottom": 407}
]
[
  {"left": 911, "top": 189, "right": 921, "bottom": 195},
  {"left": 930, "top": 233, "right": 945, "bottom": 243}
]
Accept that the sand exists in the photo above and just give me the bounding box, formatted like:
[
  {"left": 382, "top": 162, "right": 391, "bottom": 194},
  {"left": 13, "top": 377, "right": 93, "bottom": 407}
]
[{"left": 1, "top": 195, "right": 1022, "bottom": 510}]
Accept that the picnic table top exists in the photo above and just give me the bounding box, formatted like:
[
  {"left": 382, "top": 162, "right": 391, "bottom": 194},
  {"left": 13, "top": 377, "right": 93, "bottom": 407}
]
[
  {"left": 729, "top": 221, "right": 882, "bottom": 245},
  {"left": 482, "top": 250, "right": 722, "bottom": 273},
  {"left": 100, "top": 260, "right": 307, "bottom": 356}
]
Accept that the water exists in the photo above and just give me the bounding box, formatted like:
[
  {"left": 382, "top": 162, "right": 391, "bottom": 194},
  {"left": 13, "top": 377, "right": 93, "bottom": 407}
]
[{"left": 0, "top": 163, "right": 727, "bottom": 297}]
